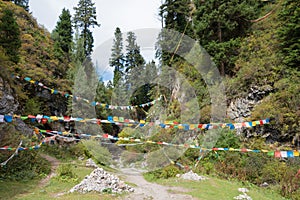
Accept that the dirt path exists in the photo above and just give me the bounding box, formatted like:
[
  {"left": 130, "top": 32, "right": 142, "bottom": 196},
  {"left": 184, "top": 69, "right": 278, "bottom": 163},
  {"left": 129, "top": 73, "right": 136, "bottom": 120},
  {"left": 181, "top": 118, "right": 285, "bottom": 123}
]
[
  {"left": 117, "top": 168, "right": 197, "bottom": 200},
  {"left": 39, "top": 154, "right": 60, "bottom": 188}
]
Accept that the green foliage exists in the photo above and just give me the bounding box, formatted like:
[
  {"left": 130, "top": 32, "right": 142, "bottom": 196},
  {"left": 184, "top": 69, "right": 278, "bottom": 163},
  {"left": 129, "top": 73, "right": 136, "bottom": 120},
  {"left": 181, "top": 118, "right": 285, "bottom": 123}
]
[
  {"left": 41, "top": 142, "right": 90, "bottom": 160},
  {"left": 0, "top": 125, "right": 51, "bottom": 181},
  {"left": 125, "top": 31, "right": 145, "bottom": 72},
  {"left": 280, "top": 166, "right": 300, "bottom": 199},
  {"left": 160, "top": 164, "right": 181, "bottom": 179},
  {"left": 82, "top": 140, "right": 112, "bottom": 166},
  {"left": 52, "top": 8, "right": 73, "bottom": 59},
  {"left": 23, "top": 98, "right": 41, "bottom": 115},
  {"left": 12, "top": 0, "right": 29, "bottom": 11},
  {"left": 110, "top": 27, "right": 124, "bottom": 87},
  {"left": 158, "top": 0, "right": 194, "bottom": 64},
  {"left": 73, "top": 0, "right": 100, "bottom": 56},
  {"left": 193, "top": 0, "right": 259, "bottom": 75},
  {"left": 55, "top": 163, "right": 78, "bottom": 182},
  {"left": 144, "top": 164, "right": 181, "bottom": 181},
  {"left": 277, "top": 0, "right": 300, "bottom": 70},
  {"left": 215, "top": 129, "right": 241, "bottom": 148},
  {"left": 0, "top": 8, "right": 21, "bottom": 63}
]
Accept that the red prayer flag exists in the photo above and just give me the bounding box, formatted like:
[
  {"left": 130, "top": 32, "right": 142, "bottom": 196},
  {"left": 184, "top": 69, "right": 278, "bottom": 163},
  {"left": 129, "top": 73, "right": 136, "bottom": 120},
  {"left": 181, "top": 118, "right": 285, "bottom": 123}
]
[{"left": 274, "top": 151, "right": 281, "bottom": 158}]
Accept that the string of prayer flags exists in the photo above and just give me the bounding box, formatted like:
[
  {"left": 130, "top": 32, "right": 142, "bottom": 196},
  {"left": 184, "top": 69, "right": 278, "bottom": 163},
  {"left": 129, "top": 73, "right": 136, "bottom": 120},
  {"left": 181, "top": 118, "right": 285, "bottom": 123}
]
[
  {"left": 34, "top": 129, "right": 300, "bottom": 159},
  {"left": 0, "top": 113, "right": 270, "bottom": 131},
  {"left": 0, "top": 141, "right": 23, "bottom": 167},
  {"left": 12, "top": 74, "right": 161, "bottom": 110},
  {"left": 1, "top": 128, "right": 299, "bottom": 159}
]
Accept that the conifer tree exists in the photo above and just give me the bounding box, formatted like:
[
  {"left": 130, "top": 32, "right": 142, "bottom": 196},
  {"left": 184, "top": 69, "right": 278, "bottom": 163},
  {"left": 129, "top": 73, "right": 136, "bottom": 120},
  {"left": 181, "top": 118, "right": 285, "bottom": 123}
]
[
  {"left": 193, "top": 0, "right": 259, "bottom": 76},
  {"left": 73, "top": 0, "right": 100, "bottom": 57},
  {"left": 73, "top": 29, "right": 86, "bottom": 64},
  {"left": 125, "top": 31, "right": 145, "bottom": 73},
  {"left": 52, "top": 8, "right": 73, "bottom": 57},
  {"left": 158, "top": 0, "right": 194, "bottom": 64},
  {"left": 110, "top": 27, "right": 124, "bottom": 87},
  {"left": 0, "top": 9, "right": 21, "bottom": 63},
  {"left": 277, "top": 0, "right": 300, "bottom": 70}
]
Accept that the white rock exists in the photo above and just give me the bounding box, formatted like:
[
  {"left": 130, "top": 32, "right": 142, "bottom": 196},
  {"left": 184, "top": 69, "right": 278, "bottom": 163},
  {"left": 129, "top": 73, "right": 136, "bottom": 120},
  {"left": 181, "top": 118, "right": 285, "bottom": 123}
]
[
  {"left": 238, "top": 188, "right": 249, "bottom": 193},
  {"left": 180, "top": 171, "right": 207, "bottom": 181},
  {"left": 70, "top": 167, "right": 134, "bottom": 194}
]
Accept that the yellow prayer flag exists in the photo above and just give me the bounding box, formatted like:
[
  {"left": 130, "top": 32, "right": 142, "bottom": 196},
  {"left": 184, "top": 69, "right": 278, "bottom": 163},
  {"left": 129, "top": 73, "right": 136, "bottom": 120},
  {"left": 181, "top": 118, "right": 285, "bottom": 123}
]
[
  {"left": 113, "top": 116, "right": 119, "bottom": 122},
  {"left": 50, "top": 116, "right": 58, "bottom": 121}
]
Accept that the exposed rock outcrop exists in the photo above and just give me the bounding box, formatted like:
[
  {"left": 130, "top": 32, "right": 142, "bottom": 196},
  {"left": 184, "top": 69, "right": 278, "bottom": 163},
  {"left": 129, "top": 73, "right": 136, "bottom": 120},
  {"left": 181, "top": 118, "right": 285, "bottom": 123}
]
[
  {"left": 0, "top": 77, "right": 19, "bottom": 114},
  {"left": 227, "top": 85, "right": 274, "bottom": 137}
]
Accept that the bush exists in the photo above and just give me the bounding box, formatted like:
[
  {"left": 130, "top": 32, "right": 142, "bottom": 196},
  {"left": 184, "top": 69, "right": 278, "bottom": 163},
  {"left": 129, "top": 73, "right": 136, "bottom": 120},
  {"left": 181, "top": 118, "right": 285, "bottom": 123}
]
[
  {"left": 55, "top": 163, "right": 78, "bottom": 182},
  {"left": 280, "top": 168, "right": 300, "bottom": 199},
  {"left": 41, "top": 141, "right": 89, "bottom": 160},
  {"left": 144, "top": 165, "right": 181, "bottom": 181},
  {"left": 160, "top": 165, "right": 181, "bottom": 179},
  {"left": 0, "top": 125, "right": 51, "bottom": 181},
  {"left": 82, "top": 140, "right": 112, "bottom": 166}
]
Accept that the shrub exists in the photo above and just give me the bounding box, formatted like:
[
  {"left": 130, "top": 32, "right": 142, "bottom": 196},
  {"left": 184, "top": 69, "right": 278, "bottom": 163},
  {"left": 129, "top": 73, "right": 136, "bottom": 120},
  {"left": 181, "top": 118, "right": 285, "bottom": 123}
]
[
  {"left": 55, "top": 163, "right": 78, "bottom": 182},
  {"left": 160, "top": 165, "right": 181, "bottom": 179},
  {"left": 144, "top": 165, "right": 181, "bottom": 181},
  {"left": 41, "top": 141, "right": 89, "bottom": 160},
  {"left": 82, "top": 140, "right": 112, "bottom": 166}
]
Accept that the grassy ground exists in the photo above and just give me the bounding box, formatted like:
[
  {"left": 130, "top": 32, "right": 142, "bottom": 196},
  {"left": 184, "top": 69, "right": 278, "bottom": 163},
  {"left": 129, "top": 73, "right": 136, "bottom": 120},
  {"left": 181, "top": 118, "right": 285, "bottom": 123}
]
[
  {"left": 0, "top": 179, "right": 39, "bottom": 200},
  {"left": 154, "top": 176, "right": 288, "bottom": 200},
  {"left": 0, "top": 158, "right": 290, "bottom": 200},
  {"left": 0, "top": 160, "right": 122, "bottom": 200}
]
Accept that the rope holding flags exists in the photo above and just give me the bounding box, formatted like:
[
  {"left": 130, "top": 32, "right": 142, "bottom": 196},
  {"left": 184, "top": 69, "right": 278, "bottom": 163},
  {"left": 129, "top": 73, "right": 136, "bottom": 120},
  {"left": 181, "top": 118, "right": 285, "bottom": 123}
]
[
  {"left": 0, "top": 141, "right": 22, "bottom": 167},
  {"left": 12, "top": 74, "right": 161, "bottom": 110},
  {"left": 1, "top": 129, "right": 299, "bottom": 159},
  {"left": 0, "top": 113, "right": 270, "bottom": 131}
]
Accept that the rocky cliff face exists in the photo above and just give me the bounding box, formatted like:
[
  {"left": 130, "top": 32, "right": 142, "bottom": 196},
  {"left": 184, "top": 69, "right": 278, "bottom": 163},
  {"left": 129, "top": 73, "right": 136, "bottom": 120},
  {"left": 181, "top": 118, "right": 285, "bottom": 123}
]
[
  {"left": 227, "top": 85, "right": 277, "bottom": 142},
  {"left": 0, "top": 77, "right": 19, "bottom": 114},
  {"left": 227, "top": 85, "right": 273, "bottom": 123},
  {"left": 0, "top": 77, "right": 33, "bottom": 136}
]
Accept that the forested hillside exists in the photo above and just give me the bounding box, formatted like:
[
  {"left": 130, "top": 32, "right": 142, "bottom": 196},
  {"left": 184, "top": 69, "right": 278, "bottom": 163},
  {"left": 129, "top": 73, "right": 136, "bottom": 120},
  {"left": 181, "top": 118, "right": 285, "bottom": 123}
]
[{"left": 0, "top": 0, "right": 299, "bottom": 199}]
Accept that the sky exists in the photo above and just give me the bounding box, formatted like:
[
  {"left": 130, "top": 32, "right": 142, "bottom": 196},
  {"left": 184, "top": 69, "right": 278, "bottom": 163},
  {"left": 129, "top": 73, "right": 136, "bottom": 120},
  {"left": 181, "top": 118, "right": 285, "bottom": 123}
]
[{"left": 29, "top": 0, "right": 162, "bottom": 81}]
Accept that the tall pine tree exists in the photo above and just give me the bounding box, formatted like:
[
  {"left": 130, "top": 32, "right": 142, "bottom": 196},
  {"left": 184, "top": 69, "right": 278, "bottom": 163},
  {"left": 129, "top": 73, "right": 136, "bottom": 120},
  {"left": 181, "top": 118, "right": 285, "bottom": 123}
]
[
  {"left": 73, "top": 0, "right": 100, "bottom": 57},
  {"left": 0, "top": 9, "right": 21, "bottom": 63},
  {"left": 52, "top": 8, "right": 73, "bottom": 57},
  {"left": 109, "top": 27, "right": 124, "bottom": 87},
  {"left": 158, "top": 0, "right": 195, "bottom": 64},
  {"left": 125, "top": 31, "right": 145, "bottom": 73}
]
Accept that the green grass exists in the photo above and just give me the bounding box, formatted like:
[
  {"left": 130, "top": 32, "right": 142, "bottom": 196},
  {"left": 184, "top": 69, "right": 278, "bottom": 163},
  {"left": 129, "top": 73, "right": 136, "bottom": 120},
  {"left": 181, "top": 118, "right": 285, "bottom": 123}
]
[
  {"left": 11, "top": 160, "right": 123, "bottom": 200},
  {"left": 0, "top": 179, "right": 39, "bottom": 200},
  {"left": 154, "top": 176, "right": 288, "bottom": 200}
]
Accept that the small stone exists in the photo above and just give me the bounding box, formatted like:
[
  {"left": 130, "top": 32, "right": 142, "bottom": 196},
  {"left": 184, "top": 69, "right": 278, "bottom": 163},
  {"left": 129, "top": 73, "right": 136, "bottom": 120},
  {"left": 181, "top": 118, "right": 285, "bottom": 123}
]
[
  {"left": 238, "top": 188, "right": 249, "bottom": 193},
  {"left": 260, "top": 182, "right": 269, "bottom": 187}
]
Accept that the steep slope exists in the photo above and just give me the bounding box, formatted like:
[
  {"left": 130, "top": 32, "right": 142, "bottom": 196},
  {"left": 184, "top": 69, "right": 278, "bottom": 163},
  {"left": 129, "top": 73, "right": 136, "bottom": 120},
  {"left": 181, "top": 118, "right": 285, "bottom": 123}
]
[
  {"left": 0, "top": 1, "right": 72, "bottom": 180},
  {"left": 226, "top": 1, "right": 300, "bottom": 145},
  {"left": 0, "top": 0, "right": 73, "bottom": 116}
]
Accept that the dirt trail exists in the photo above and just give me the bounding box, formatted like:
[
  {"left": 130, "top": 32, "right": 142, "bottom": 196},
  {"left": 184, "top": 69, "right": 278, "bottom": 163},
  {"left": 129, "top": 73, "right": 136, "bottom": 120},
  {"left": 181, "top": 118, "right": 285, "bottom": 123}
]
[
  {"left": 39, "top": 154, "right": 60, "bottom": 188},
  {"left": 117, "top": 168, "right": 197, "bottom": 200}
]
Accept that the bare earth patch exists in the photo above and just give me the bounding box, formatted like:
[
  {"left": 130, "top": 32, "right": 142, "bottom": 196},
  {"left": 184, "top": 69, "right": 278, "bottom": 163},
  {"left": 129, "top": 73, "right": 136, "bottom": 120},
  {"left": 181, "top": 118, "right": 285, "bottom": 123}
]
[
  {"left": 38, "top": 154, "right": 60, "bottom": 188},
  {"left": 117, "top": 168, "right": 198, "bottom": 200}
]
